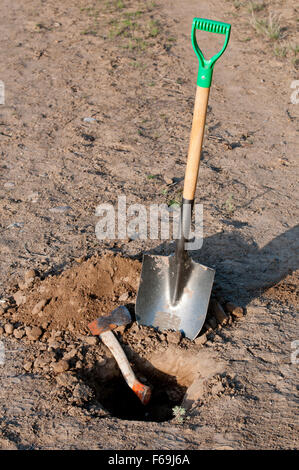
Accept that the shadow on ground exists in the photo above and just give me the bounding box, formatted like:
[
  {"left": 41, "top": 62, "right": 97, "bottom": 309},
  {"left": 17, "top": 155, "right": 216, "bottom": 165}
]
[{"left": 136, "top": 224, "right": 299, "bottom": 306}]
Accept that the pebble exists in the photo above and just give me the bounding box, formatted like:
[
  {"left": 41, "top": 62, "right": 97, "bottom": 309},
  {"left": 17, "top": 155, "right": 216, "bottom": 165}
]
[
  {"left": 23, "top": 361, "right": 33, "bottom": 372},
  {"left": 166, "top": 330, "right": 182, "bottom": 345},
  {"left": 83, "top": 117, "right": 97, "bottom": 123},
  {"left": 0, "top": 326, "right": 4, "bottom": 336},
  {"left": 84, "top": 336, "right": 98, "bottom": 346},
  {"left": 26, "top": 326, "right": 43, "bottom": 341},
  {"left": 47, "top": 339, "right": 60, "bottom": 349},
  {"left": 194, "top": 333, "right": 207, "bottom": 345},
  {"left": 119, "top": 292, "right": 129, "bottom": 302},
  {"left": 32, "top": 299, "right": 48, "bottom": 315},
  {"left": 49, "top": 206, "right": 72, "bottom": 214},
  {"left": 7, "top": 222, "right": 24, "bottom": 229},
  {"left": 4, "top": 323, "right": 14, "bottom": 335},
  {"left": 25, "top": 268, "right": 37, "bottom": 279},
  {"left": 13, "top": 328, "right": 25, "bottom": 339},
  {"left": 53, "top": 359, "right": 69, "bottom": 374},
  {"left": 163, "top": 176, "right": 173, "bottom": 185},
  {"left": 56, "top": 372, "right": 78, "bottom": 388},
  {"left": 18, "top": 280, "right": 33, "bottom": 290},
  {"left": 0, "top": 306, "right": 5, "bottom": 315},
  {"left": 63, "top": 349, "right": 78, "bottom": 360},
  {"left": 225, "top": 302, "right": 244, "bottom": 318},
  {"left": 27, "top": 192, "right": 39, "bottom": 203},
  {"left": 13, "top": 290, "right": 27, "bottom": 306},
  {"left": 34, "top": 357, "right": 51, "bottom": 370},
  {"left": 4, "top": 182, "right": 15, "bottom": 189}
]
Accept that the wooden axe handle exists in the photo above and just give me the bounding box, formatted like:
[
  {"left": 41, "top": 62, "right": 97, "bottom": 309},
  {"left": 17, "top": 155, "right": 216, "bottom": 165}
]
[{"left": 100, "top": 330, "right": 151, "bottom": 405}]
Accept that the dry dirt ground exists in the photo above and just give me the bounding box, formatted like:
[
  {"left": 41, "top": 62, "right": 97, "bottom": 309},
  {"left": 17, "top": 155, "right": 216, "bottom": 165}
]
[{"left": 0, "top": 0, "right": 298, "bottom": 450}]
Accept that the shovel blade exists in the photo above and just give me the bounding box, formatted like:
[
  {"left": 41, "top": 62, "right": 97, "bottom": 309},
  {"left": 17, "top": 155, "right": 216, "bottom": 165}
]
[{"left": 135, "top": 254, "right": 215, "bottom": 340}]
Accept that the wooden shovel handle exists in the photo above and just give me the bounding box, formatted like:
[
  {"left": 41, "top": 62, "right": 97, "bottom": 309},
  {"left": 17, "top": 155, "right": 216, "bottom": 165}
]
[{"left": 183, "top": 86, "right": 210, "bottom": 201}]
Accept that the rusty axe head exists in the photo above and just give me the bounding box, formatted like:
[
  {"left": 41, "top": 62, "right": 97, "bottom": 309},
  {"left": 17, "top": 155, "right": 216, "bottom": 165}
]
[{"left": 88, "top": 305, "right": 132, "bottom": 336}]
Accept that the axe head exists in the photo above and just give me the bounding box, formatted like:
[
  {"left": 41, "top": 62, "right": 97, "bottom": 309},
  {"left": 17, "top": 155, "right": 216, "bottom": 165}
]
[{"left": 88, "top": 305, "right": 132, "bottom": 336}]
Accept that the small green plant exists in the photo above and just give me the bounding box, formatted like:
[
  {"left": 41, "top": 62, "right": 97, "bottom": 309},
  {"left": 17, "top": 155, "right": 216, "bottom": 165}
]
[
  {"left": 168, "top": 199, "right": 181, "bottom": 209},
  {"left": 274, "top": 44, "right": 287, "bottom": 57},
  {"left": 115, "top": 0, "right": 125, "bottom": 9},
  {"left": 225, "top": 194, "right": 235, "bottom": 214},
  {"left": 149, "top": 19, "right": 160, "bottom": 37},
  {"left": 172, "top": 406, "right": 186, "bottom": 423},
  {"left": 251, "top": 12, "right": 281, "bottom": 41}
]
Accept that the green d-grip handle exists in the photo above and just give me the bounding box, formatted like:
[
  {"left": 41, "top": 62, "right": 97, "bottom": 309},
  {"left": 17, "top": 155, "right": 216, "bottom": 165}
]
[{"left": 192, "top": 18, "right": 231, "bottom": 88}]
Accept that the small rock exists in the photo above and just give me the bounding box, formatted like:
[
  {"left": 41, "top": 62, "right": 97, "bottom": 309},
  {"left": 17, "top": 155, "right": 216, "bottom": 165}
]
[
  {"left": 163, "top": 176, "right": 173, "bottom": 185},
  {"left": 225, "top": 302, "right": 244, "bottom": 318},
  {"left": 23, "top": 361, "right": 33, "bottom": 372},
  {"left": 13, "top": 290, "right": 27, "bottom": 306},
  {"left": 34, "top": 357, "right": 51, "bottom": 370},
  {"left": 56, "top": 372, "right": 78, "bottom": 388},
  {"left": 53, "top": 359, "right": 69, "bottom": 374},
  {"left": 63, "top": 349, "right": 78, "bottom": 360},
  {"left": 13, "top": 328, "right": 25, "bottom": 339},
  {"left": 7, "top": 222, "right": 24, "bottom": 229},
  {"left": 32, "top": 299, "right": 48, "bottom": 315},
  {"left": 0, "top": 306, "right": 5, "bottom": 315},
  {"left": 75, "top": 360, "right": 83, "bottom": 369},
  {"left": 27, "top": 192, "right": 39, "bottom": 203},
  {"left": 4, "top": 182, "right": 15, "bottom": 189},
  {"left": 0, "top": 326, "right": 4, "bottom": 336},
  {"left": 41, "top": 321, "right": 49, "bottom": 329},
  {"left": 194, "top": 333, "right": 207, "bottom": 345},
  {"left": 26, "top": 326, "right": 43, "bottom": 341},
  {"left": 4, "top": 323, "right": 14, "bottom": 335},
  {"left": 47, "top": 339, "right": 60, "bottom": 349},
  {"left": 84, "top": 336, "right": 98, "bottom": 346},
  {"left": 166, "top": 330, "right": 182, "bottom": 345},
  {"left": 49, "top": 206, "right": 72, "bottom": 214},
  {"left": 83, "top": 117, "right": 96, "bottom": 123},
  {"left": 24, "top": 269, "right": 37, "bottom": 282},
  {"left": 18, "top": 280, "right": 27, "bottom": 290},
  {"left": 119, "top": 292, "right": 129, "bottom": 302}
]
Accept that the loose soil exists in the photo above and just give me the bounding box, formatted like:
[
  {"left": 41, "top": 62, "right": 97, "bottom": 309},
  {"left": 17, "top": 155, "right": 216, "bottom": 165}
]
[
  {"left": 16, "top": 252, "right": 141, "bottom": 333},
  {"left": 0, "top": 0, "right": 298, "bottom": 450}
]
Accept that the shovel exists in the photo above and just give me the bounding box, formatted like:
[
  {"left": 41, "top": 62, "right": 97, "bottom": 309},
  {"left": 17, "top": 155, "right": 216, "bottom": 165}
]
[{"left": 136, "top": 18, "right": 231, "bottom": 340}]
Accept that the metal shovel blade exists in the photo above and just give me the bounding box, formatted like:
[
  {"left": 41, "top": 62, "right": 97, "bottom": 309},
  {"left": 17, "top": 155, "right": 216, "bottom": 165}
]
[{"left": 135, "top": 253, "right": 215, "bottom": 340}]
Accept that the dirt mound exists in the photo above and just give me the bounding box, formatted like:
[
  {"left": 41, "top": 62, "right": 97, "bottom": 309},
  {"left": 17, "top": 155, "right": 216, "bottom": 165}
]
[
  {"left": 15, "top": 253, "right": 141, "bottom": 335},
  {"left": 264, "top": 271, "right": 299, "bottom": 307}
]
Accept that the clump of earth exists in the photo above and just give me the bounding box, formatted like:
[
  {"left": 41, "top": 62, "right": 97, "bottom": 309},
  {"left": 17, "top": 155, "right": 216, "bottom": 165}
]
[{"left": 14, "top": 252, "right": 141, "bottom": 335}]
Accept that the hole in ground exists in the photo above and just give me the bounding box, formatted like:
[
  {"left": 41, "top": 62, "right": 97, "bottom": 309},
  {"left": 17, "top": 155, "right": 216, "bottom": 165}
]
[{"left": 80, "top": 347, "right": 200, "bottom": 422}]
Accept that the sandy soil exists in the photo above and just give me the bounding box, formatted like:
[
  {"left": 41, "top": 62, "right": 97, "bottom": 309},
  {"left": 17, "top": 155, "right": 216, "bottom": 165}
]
[{"left": 0, "top": 0, "right": 298, "bottom": 450}]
